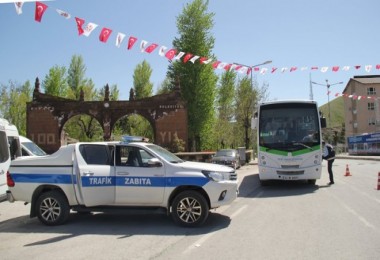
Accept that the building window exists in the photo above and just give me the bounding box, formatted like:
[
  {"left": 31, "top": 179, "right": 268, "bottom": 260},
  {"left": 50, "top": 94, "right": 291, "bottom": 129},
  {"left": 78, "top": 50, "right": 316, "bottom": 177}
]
[
  {"left": 368, "top": 102, "right": 375, "bottom": 111},
  {"left": 367, "top": 87, "right": 376, "bottom": 95},
  {"left": 368, "top": 118, "right": 376, "bottom": 126},
  {"left": 353, "top": 122, "right": 358, "bottom": 128}
]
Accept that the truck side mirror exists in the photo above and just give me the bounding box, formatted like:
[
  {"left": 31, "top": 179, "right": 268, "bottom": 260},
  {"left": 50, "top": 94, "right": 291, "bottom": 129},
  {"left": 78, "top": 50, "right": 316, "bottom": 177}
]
[{"left": 147, "top": 158, "right": 163, "bottom": 167}]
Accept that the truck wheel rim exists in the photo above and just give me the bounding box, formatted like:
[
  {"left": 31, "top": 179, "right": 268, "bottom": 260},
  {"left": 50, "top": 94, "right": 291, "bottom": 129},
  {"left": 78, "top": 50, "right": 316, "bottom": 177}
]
[
  {"left": 176, "top": 197, "right": 202, "bottom": 223},
  {"left": 40, "top": 198, "right": 61, "bottom": 222}
]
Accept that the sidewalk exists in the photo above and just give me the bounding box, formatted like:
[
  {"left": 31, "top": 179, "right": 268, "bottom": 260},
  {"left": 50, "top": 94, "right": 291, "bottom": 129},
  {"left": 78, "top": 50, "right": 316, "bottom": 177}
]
[
  {"left": 335, "top": 153, "right": 380, "bottom": 161},
  {"left": 247, "top": 153, "right": 380, "bottom": 165}
]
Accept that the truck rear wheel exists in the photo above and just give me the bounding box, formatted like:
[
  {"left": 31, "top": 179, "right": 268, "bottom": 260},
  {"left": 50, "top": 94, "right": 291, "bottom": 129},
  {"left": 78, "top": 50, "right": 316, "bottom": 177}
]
[
  {"left": 36, "top": 190, "right": 70, "bottom": 226},
  {"left": 171, "top": 190, "right": 209, "bottom": 227}
]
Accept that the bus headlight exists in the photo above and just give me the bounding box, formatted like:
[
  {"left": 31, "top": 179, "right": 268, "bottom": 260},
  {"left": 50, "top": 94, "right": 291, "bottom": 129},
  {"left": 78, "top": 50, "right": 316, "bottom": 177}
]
[{"left": 202, "top": 170, "right": 224, "bottom": 182}]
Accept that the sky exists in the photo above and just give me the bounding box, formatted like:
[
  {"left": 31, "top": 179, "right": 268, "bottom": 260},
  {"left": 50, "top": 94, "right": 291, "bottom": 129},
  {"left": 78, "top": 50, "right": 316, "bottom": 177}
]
[{"left": 1, "top": 0, "right": 380, "bottom": 107}]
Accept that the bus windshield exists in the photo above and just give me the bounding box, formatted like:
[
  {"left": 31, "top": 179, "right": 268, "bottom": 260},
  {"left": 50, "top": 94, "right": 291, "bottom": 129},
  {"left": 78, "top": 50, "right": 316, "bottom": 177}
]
[{"left": 259, "top": 103, "right": 320, "bottom": 152}]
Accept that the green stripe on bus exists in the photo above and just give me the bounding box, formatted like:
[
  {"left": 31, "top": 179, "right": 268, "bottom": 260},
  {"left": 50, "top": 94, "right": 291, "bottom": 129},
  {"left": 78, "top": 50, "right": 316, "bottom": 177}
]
[{"left": 259, "top": 145, "right": 321, "bottom": 156}]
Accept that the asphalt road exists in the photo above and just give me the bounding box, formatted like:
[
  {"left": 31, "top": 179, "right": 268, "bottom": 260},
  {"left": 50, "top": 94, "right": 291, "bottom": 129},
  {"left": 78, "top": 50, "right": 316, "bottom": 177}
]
[{"left": 0, "top": 158, "right": 379, "bottom": 260}]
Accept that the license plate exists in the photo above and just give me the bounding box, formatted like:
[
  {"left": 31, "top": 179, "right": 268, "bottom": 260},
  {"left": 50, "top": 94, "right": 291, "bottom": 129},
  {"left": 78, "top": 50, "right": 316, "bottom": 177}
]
[{"left": 281, "top": 176, "right": 298, "bottom": 180}]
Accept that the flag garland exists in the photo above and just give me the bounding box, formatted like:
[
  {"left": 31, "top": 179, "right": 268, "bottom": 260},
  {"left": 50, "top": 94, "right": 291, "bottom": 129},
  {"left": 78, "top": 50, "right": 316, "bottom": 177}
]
[{"left": 10, "top": 2, "right": 380, "bottom": 76}]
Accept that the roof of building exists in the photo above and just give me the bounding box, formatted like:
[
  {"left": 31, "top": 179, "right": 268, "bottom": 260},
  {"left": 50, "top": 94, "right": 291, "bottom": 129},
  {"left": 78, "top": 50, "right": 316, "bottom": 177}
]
[{"left": 343, "top": 75, "right": 380, "bottom": 93}]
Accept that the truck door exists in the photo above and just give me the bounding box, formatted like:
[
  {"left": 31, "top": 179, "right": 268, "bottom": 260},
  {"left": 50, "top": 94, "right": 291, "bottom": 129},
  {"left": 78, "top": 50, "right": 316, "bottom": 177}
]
[
  {"left": 74, "top": 143, "right": 115, "bottom": 206},
  {"left": 114, "top": 145, "right": 165, "bottom": 205}
]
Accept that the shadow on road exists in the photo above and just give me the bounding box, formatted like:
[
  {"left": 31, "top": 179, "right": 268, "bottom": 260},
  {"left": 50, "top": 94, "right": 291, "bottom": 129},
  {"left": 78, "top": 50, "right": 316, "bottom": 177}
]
[
  {"left": 0, "top": 210, "right": 231, "bottom": 245},
  {"left": 238, "top": 172, "right": 321, "bottom": 198}
]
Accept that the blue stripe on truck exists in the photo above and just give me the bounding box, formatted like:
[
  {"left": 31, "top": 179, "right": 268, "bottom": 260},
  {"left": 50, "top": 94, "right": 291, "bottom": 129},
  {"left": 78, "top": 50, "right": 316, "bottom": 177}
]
[{"left": 11, "top": 174, "right": 210, "bottom": 187}]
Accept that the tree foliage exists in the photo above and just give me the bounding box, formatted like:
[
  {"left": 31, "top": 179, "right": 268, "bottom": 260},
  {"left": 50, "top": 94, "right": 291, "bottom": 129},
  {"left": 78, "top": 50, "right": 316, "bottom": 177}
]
[
  {"left": 168, "top": 0, "right": 217, "bottom": 151},
  {"left": 0, "top": 81, "right": 32, "bottom": 136},
  {"left": 133, "top": 60, "right": 153, "bottom": 99},
  {"left": 215, "top": 70, "right": 236, "bottom": 148},
  {"left": 42, "top": 65, "right": 68, "bottom": 96}
]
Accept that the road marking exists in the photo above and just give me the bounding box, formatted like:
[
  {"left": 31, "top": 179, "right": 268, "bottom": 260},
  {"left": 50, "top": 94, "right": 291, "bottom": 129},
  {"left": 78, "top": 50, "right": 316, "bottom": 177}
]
[
  {"left": 329, "top": 191, "right": 377, "bottom": 231},
  {"left": 182, "top": 192, "right": 262, "bottom": 255},
  {"left": 337, "top": 178, "right": 380, "bottom": 204}
]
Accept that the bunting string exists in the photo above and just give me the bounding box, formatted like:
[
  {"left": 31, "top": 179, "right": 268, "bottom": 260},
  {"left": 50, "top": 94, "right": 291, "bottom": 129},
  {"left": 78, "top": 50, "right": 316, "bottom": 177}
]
[{"left": 11, "top": 1, "right": 380, "bottom": 78}]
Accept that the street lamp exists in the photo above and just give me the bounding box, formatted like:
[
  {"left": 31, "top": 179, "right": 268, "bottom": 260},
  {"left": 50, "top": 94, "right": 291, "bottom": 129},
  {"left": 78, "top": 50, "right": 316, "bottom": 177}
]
[
  {"left": 311, "top": 79, "right": 343, "bottom": 127},
  {"left": 233, "top": 60, "right": 272, "bottom": 149},
  {"left": 233, "top": 60, "right": 272, "bottom": 89}
]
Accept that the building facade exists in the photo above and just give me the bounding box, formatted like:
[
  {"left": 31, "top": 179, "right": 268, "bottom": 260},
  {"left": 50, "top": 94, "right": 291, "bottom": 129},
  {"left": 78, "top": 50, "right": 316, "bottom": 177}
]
[{"left": 343, "top": 75, "right": 380, "bottom": 139}]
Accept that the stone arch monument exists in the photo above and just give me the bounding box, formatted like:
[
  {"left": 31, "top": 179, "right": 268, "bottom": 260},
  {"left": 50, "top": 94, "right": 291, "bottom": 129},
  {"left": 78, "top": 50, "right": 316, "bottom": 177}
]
[{"left": 27, "top": 78, "right": 188, "bottom": 154}]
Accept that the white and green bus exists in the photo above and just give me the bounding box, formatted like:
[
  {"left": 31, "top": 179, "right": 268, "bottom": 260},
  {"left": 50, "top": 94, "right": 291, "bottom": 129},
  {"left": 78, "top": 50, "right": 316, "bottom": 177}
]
[{"left": 252, "top": 100, "right": 326, "bottom": 185}]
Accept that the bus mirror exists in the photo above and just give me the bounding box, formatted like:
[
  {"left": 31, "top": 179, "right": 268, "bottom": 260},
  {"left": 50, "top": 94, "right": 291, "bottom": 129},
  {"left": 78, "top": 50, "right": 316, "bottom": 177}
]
[
  {"left": 251, "top": 117, "right": 258, "bottom": 129},
  {"left": 320, "top": 117, "right": 326, "bottom": 128}
]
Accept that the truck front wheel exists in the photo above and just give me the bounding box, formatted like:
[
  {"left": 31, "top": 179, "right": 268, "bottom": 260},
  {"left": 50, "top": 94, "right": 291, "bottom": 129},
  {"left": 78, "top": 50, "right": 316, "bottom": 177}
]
[
  {"left": 36, "top": 190, "right": 70, "bottom": 226},
  {"left": 171, "top": 191, "right": 209, "bottom": 227}
]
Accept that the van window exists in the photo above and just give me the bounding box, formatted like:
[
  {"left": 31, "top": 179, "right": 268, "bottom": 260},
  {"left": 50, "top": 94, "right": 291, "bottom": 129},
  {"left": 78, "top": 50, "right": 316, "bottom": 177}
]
[
  {"left": 8, "top": 137, "right": 21, "bottom": 160},
  {"left": 22, "top": 141, "right": 47, "bottom": 156},
  {"left": 0, "top": 132, "right": 10, "bottom": 163}
]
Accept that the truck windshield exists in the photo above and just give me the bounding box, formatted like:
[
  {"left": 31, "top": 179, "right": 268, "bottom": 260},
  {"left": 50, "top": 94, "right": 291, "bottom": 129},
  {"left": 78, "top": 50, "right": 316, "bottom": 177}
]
[
  {"left": 146, "top": 144, "right": 184, "bottom": 163},
  {"left": 259, "top": 103, "right": 320, "bottom": 152}
]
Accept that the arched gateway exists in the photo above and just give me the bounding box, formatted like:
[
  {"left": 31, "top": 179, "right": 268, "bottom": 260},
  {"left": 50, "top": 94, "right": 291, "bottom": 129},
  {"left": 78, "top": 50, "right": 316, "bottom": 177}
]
[{"left": 27, "top": 78, "right": 188, "bottom": 154}]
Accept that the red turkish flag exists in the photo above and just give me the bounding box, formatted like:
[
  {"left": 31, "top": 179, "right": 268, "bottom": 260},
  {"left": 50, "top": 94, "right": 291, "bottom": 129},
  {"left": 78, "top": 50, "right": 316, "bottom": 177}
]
[
  {"left": 224, "top": 64, "right": 232, "bottom": 70},
  {"left": 254, "top": 67, "right": 260, "bottom": 72},
  {"left": 75, "top": 17, "right": 85, "bottom": 35},
  {"left": 290, "top": 67, "right": 297, "bottom": 72},
  {"left": 183, "top": 53, "right": 193, "bottom": 63},
  {"left": 311, "top": 66, "right": 318, "bottom": 70},
  {"left": 332, "top": 66, "right": 340, "bottom": 72},
  {"left": 355, "top": 65, "right": 361, "bottom": 70},
  {"left": 165, "top": 49, "right": 177, "bottom": 60},
  {"left": 200, "top": 57, "right": 208, "bottom": 64},
  {"left": 127, "top": 36, "right": 138, "bottom": 50},
  {"left": 99, "top": 28, "right": 112, "bottom": 43},
  {"left": 212, "top": 61, "right": 221, "bottom": 69},
  {"left": 145, "top": 43, "right": 158, "bottom": 53},
  {"left": 271, "top": 67, "right": 278, "bottom": 73},
  {"left": 35, "top": 2, "right": 48, "bottom": 22},
  {"left": 376, "top": 64, "right": 380, "bottom": 70}
]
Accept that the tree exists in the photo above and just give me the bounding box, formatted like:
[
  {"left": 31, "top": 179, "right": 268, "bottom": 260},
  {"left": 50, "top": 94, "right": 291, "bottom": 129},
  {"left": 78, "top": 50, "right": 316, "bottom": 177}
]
[
  {"left": 133, "top": 60, "right": 153, "bottom": 99},
  {"left": 168, "top": 0, "right": 217, "bottom": 151},
  {"left": 64, "top": 55, "right": 103, "bottom": 141},
  {"left": 235, "top": 77, "right": 256, "bottom": 149},
  {"left": 156, "top": 77, "right": 172, "bottom": 95},
  {"left": 0, "top": 80, "right": 32, "bottom": 135},
  {"left": 67, "top": 55, "right": 87, "bottom": 99},
  {"left": 42, "top": 65, "right": 68, "bottom": 97},
  {"left": 123, "top": 60, "right": 154, "bottom": 140},
  {"left": 215, "top": 70, "right": 236, "bottom": 148}
]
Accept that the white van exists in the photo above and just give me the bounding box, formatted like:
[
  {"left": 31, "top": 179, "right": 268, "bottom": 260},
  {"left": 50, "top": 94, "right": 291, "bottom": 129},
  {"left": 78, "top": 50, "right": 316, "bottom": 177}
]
[
  {"left": 0, "top": 118, "right": 21, "bottom": 201},
  {"left": 20, "top": 136, "right": 47, "bottom": 156}
]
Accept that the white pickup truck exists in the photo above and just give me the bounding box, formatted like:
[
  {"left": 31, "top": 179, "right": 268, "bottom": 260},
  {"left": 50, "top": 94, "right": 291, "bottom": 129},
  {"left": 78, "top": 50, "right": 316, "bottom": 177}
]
[{"left": 6, "top": 138, "right": 238, "bottom": 227}]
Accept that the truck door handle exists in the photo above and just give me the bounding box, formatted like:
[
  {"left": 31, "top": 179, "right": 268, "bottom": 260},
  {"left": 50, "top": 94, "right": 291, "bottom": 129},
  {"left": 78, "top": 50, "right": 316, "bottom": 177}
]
[
  {"left": 83, "top": 171, "right": 94, "bottom": 176},
  {"left": 118, "top": 172, "right": 130, "bottom": 175}
]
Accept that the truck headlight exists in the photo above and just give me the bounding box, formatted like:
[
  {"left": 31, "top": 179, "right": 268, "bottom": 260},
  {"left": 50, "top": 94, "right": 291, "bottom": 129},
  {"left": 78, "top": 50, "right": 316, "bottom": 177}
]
[{"left": 202, "top": 170, "right": 224, "bottom": 182}]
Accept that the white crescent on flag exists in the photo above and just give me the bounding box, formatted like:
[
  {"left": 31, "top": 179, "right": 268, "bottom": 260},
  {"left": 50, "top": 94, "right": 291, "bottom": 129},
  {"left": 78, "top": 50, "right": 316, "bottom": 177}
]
[
  {"left": 115, "top": 33, "right": 126, "bottom": 48},
  {"left": 83, "top": 23, "right": 98, "bottom": 37},
  {"left": 158, "top": 46, "right": 167, "bottom": 56}
]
